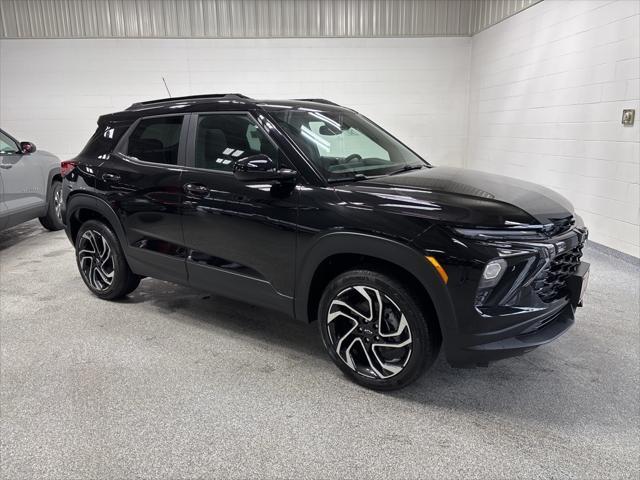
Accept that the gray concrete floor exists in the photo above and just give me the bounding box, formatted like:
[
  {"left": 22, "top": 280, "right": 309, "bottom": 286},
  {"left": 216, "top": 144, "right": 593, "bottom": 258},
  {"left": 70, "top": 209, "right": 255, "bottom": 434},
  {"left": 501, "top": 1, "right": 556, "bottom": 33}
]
[{"left": 1, "top": 220, "right": 638, "bottom": 479}]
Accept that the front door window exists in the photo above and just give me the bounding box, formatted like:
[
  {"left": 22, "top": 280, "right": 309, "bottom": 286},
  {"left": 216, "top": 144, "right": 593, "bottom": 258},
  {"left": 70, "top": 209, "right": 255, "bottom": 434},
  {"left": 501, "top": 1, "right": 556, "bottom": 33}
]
[
  {"left": 0, "top": 131, "right": 19, "bottom": 155},
  {"left": 194, "top": 114, "right": 280, "bottom": 172}
]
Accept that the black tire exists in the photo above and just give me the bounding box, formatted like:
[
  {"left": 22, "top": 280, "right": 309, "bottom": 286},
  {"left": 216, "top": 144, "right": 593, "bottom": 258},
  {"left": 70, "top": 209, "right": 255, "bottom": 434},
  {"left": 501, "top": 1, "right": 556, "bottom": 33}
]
[
  {"left": 75, "top": 220, "right": 140, "bottom": 300},
  {"left": 38, "top": 180, "right": 65, "bottom": 231},
  {"left": 318, "top": 269, "right": 440, "bottom": 391}
]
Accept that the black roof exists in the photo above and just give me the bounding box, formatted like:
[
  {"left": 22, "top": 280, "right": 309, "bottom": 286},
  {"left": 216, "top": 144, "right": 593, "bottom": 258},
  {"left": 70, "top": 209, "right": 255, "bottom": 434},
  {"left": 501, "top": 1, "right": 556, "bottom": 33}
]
[
  {"left": 100, "top": 94, "right": 349, "bottom": 123},
  {"left": 125, "top": 93, "right": 252, "bottom": 110}
]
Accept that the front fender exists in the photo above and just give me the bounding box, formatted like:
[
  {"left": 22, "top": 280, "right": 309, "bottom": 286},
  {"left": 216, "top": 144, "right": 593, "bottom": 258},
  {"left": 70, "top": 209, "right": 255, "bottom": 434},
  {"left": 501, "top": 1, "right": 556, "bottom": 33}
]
[
  {"left": 45, "top": 165, "right": 60, "bottom": 198},
  {"left": 294, "top": 231, "right": 457, "bottom": 345}
]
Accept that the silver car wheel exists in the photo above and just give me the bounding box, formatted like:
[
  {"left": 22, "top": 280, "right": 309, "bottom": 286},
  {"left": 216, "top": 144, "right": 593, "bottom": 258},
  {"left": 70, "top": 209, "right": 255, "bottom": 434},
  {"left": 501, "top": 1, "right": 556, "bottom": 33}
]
[
  {"left": 54, "top": 187, "right": 63, "bottom": 221},
  {"left": 327, "top": 286, "right": 413, "bottom": 379},
  {"left": 78, "top": 230, "right": 114, "bottom": 291}
]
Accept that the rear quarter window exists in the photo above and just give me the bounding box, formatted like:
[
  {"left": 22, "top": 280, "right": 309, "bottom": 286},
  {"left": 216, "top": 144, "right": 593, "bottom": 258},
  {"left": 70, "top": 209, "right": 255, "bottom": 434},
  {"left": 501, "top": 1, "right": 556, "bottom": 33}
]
[{"left": 81, "top": 123, "right": 130, "bottom": 158}]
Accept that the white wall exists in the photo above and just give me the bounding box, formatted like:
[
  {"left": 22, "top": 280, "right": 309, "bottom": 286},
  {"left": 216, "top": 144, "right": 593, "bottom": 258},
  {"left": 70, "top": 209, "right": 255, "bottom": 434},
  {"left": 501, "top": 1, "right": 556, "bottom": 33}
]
[
  {"left": 467, "top": 0, "right": 640, "bottom": 257},
  {"left": 0, "top": 37, "right": 471, "bottom": 167}
]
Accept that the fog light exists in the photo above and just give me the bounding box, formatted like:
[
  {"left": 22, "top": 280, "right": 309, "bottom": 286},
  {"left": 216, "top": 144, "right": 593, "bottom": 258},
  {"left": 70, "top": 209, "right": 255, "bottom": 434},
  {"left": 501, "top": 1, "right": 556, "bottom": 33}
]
[
  {"left": 475, "top": 258, "right": 508, "bottom": 307},
  {"left": 479, "top": 258, "right": 507, "bottom": 289},
  {"left": 483, "top": 260, "right": 504, "bottom": 280}
]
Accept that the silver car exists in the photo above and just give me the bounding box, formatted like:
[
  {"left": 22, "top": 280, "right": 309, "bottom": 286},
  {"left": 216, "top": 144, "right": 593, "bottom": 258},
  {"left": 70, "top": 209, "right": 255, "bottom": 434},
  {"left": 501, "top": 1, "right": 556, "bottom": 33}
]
[{"left": 0, "top": 128, "right": 63, "bottom": 231}]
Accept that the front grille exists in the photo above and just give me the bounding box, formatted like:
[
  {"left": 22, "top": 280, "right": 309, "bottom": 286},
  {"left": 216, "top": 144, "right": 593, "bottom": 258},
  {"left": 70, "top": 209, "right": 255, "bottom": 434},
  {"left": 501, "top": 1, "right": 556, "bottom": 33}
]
[{"left": 532, "top": 244, "right": 583, "bottom": 302}]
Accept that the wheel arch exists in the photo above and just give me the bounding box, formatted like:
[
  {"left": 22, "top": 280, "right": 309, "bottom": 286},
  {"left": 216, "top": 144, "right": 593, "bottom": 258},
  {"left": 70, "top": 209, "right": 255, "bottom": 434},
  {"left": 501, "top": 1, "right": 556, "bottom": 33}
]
[
  {"left": 295, "top": 232, "right": 457, "bottom": 343},
  {"left": 45, "top": 166, "right": 62, "bottom": 206},
  {"left": 65, "top": 193, "right": 127, "bottom": 247}
]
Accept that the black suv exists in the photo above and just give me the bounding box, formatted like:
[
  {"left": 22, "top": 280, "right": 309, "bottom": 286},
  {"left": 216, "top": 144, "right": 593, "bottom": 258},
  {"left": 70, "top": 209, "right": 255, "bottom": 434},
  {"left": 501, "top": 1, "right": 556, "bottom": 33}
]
[{"left": 62, "top": 94, "right": 589, "bottom": 390}]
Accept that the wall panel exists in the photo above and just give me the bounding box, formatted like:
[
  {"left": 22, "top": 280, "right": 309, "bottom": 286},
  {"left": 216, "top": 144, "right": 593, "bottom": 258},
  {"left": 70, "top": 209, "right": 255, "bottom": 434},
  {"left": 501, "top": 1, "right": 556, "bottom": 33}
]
[
  {"left": 0, "top": 36, "right": 472, "bottom": 168},
  {"left": 0, "top": 0, "right": 539, "bottom": 38},
  {"left": 467, "top": 0, "right": 640, "bottom": 256}
]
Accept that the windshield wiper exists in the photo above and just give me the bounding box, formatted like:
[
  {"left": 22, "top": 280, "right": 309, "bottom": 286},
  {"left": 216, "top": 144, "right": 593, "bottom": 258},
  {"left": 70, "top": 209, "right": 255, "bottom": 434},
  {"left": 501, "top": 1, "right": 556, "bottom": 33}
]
[
  {"left": 387, "top": 164, "right": 424, "bottom": 176},
  {"left": 387, "top": 165, "right": 422, "bottom": 175},
  {"left": 327, "top": 173, "right": 369, "bottom": 184}
]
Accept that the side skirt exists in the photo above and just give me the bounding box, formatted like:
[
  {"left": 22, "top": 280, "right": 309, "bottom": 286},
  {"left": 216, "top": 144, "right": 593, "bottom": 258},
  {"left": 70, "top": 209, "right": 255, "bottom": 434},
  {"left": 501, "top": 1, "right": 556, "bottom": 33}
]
[{"left": 187, "top": 260, "right": 294, "bottom": 317}]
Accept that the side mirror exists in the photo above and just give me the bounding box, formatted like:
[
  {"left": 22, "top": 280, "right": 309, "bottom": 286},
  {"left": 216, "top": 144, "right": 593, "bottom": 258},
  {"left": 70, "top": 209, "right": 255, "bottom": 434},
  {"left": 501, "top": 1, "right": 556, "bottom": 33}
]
[
  {"left": 233, "top": 154, "right": 297, "bottom": 184},
  {"left": 20, "top": 141, "right": 36, "bottom": 154}
]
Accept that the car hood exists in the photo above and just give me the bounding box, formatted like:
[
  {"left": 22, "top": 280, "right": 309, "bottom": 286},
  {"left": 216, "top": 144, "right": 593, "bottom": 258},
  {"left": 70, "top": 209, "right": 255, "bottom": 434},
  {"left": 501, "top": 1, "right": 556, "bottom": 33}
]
[{"left": 334, "top": 166, "right": 574, "bottom": 228}]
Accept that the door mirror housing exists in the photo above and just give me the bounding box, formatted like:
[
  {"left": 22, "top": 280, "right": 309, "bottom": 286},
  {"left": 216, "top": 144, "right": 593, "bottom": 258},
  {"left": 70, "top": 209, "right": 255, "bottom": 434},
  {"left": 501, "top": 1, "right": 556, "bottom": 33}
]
[
  {"left": 20, "top": 141, "right": 36, "bottom": 154},
  {"left": 233, "top": 154, "right": 297, "bottom": 184}
]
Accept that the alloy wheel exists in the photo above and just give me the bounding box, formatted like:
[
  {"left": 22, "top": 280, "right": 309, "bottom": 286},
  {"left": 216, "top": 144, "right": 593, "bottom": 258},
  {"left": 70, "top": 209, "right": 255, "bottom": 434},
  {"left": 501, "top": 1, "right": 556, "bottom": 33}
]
[
  {"left": 326, "top": 286, "right": 413, "bottom": 379},
  {"left": 54, "top": 187, "right": 63, "bottom": 221},
  {"left": 78, "top": 230, "right": 114, "bottom": 291}
]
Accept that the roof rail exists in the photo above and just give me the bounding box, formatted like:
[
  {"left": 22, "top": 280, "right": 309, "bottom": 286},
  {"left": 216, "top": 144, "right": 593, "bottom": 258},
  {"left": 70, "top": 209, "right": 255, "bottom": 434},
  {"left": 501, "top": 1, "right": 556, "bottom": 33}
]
[
  {"left": 294, "top": 98, "right": 341, "bottom": 107},
  {"left": 126, "top": 93, "right": 251, "bottom": 110}
]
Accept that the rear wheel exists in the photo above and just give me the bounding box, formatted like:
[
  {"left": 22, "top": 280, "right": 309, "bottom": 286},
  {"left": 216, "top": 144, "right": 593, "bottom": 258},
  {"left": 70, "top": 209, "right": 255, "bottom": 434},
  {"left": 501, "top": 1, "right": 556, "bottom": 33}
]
[
  {"left": 75, "top": 220, "right": 140, "bottom": 300},
  {"left": 38, "top": 180, "right": 64, "bottom": 231},
  {"left": 318, "top": 269, "right": 440, "bottom": 390}
]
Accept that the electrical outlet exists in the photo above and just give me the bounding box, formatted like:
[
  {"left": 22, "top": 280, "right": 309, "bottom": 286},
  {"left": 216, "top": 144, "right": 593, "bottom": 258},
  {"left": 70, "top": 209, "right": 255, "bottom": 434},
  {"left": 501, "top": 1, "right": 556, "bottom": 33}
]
[{"left": 622, "top": 109, "right": 635, "bottom": 126}]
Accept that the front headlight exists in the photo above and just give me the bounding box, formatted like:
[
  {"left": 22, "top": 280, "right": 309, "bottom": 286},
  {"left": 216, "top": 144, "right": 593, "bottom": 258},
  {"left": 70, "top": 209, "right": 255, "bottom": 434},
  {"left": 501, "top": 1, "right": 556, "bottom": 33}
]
[{"left": 453, "top": 227, "right": 547, "bottom": 241}]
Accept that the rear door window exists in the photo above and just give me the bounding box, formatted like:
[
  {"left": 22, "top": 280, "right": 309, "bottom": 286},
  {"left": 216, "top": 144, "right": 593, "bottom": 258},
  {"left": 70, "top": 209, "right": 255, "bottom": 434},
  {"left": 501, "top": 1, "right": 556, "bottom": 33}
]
[{"left": 125, "top": 116, "right": 184, "bottom": 165}]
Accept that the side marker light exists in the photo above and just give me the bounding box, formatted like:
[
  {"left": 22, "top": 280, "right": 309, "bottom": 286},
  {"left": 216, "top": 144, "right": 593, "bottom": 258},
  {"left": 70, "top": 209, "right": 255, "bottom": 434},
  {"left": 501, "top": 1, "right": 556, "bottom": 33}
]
[{"left": 426, "top": 256, "right": 448, "bottom": 284}]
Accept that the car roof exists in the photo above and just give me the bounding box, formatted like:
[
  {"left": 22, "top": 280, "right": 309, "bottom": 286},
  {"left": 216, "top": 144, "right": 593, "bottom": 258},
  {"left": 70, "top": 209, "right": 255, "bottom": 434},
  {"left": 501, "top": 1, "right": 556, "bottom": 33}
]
[{"left": 99, "top": 94, "right": 351, "bottom": 123}]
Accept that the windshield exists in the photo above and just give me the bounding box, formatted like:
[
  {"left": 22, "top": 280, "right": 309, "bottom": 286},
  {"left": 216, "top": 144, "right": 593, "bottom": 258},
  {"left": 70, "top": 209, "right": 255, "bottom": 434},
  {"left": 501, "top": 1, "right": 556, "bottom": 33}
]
[{"left": 270, "top": 109, "right": 426, "bottom": 182}]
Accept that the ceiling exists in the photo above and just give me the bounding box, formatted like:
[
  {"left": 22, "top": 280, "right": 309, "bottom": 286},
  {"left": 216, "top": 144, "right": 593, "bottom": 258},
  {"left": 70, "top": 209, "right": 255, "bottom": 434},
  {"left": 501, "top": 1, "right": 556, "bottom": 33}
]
[{"left": 0, "top": 0, "right": 541, "bottom": 39}]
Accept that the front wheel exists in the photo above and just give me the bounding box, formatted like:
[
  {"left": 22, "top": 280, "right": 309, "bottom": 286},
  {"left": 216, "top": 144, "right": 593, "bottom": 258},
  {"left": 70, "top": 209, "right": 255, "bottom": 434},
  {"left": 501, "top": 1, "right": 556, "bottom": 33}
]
[
  {"left": 318, "top": 269, "right": 440, "bottom": 390},
  {"left": 75, "top": 220, "right": 140, "bottom": 300},
  {"left": 38, "top": 180, "right": 64, "bottom": 231}
]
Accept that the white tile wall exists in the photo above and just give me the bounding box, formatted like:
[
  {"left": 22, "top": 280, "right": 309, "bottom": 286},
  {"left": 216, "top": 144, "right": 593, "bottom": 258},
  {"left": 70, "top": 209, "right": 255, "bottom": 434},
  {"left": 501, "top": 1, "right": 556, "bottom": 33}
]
[
  {"left": 0, "top": 37, "right": 471, "bottom": 168},
  {"left": 467, "top": 0, "right": 640, "bottom": 257}
]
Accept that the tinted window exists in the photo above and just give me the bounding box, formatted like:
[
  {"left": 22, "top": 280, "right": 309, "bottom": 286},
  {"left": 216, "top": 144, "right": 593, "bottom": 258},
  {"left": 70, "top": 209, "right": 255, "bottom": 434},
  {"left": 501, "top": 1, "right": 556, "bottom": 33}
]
[
  {"left": 194, "top": 114, "right": 279, "bottom": 172},
  {"left": 0, "top": 131, "right": 19, "bottom": 154},
  {"left": 126, "top": 116, "right": 184, "bottom": 165},
  {"left": 82, "top": 124, "right": 130, "bottom": 158}
]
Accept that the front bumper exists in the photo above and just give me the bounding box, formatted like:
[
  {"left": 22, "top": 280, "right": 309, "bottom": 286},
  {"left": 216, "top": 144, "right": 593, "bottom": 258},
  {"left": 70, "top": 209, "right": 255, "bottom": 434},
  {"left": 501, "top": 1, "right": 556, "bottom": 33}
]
[
  {"left": 446, "top": 261, "right": 589, "bottom": 367},
  {"left": 447, "top": 301, "right": 577, "bottom": 367},
  {"left": 417, "top": 223, "right": 589, "bottom": 368}
]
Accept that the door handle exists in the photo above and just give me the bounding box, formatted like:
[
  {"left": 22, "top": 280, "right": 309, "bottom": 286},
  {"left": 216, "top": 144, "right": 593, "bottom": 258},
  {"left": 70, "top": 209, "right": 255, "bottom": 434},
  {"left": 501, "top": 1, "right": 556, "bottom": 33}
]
[
  {"left": 0, "top": 164, "right": 11, "bottom": 169},
  {"left": 102, "top": 173, "right": 121, "bottom": 182},
  {"left": 183, "top": 183, "right": 209, "bottom": 197}
]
